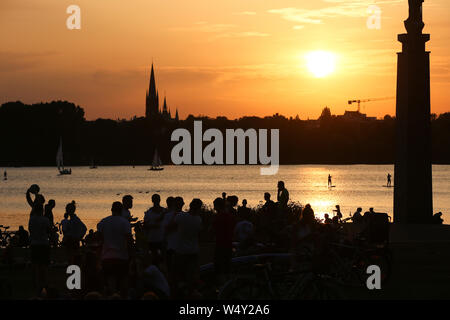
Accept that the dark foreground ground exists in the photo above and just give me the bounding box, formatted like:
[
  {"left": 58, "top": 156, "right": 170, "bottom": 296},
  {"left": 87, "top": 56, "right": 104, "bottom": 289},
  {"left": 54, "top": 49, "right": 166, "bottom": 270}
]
[{"left": 1, "top": 237, "right": 450, "bottom": 300}]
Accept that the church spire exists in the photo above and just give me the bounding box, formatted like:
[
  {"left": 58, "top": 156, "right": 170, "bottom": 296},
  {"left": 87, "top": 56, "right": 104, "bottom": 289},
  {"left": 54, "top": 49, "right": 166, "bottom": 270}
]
[
  {"left": 149, "top": 63, "right": 156, "bottom": 96},
  {"left": 163, "top": 95, "right": 168, "bottom": 112},
  {"left": 146, "top": 63, "right": 160, "bottom": 118}
]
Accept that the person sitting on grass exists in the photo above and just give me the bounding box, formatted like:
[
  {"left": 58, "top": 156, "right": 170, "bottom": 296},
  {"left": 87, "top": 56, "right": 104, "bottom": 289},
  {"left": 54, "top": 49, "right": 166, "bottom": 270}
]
[
  {"left": 432, "top": 212, "right": 444, "bottom": 225},
  {"left": 141, "top": 255, "right": 170, "bottom": 300},
  {"left": 234, "top": 210, "right": 254, "bottom": 252}
]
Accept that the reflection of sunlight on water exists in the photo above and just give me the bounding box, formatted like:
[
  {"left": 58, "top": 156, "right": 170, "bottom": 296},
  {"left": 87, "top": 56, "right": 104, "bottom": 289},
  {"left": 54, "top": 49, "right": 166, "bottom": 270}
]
[{"left": 309, "top": 198, "right": 335, "bottom": 220}]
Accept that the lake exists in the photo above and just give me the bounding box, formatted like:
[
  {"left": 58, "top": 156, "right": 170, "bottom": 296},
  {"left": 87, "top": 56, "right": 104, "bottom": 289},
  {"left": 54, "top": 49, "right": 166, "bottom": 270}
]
[{"left": 0, "top": 165, "right": 449, "bottom": 230}]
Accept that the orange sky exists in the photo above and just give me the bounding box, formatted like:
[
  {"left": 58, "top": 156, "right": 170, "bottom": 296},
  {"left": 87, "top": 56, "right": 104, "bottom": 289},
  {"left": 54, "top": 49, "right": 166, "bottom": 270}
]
[{"left": 1, "top": 0, "right": 449, "bottom": 120}]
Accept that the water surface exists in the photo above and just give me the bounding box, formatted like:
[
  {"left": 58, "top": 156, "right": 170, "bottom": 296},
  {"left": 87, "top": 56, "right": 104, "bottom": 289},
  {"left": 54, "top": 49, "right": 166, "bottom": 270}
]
[{"left": 0, "top": 165, "right": 449, "bottom": 229}]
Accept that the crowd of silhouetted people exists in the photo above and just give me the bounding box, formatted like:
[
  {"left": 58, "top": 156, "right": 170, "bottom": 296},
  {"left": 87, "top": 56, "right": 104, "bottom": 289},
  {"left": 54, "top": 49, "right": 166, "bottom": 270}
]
[{"left": 0, "top": 181, "right": 444, "bottom": 299}]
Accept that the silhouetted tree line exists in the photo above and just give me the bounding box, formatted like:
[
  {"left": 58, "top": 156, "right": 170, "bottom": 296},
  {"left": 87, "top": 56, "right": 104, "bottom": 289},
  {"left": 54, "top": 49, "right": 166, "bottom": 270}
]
[{"left": 0, "top": 101, "right": 449, "bottom": 166}]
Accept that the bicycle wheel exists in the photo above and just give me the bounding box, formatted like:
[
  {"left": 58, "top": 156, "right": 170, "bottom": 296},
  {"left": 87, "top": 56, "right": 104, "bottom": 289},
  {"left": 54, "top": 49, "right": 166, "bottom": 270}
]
[
  {"left": 289, "top": 273, "right": 345, "bottom": 300},
  {"left": 218, "top": 277, "right": 273, "bottom": 300},
  {"left": 328, "top": 253, "right": 365, "bottom": 287}
]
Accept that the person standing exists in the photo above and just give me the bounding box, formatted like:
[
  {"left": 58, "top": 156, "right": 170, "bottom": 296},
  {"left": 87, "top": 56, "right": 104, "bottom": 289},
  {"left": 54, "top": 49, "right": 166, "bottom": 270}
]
[
  {"left": 44, "top": 200, "right": 55, "bottom": 226},
  {"left": 144, "top": 194, "right": 165, "bottom": 266},
  {"left": 44, "top": 200, "right": 58, "bottom": 247},
  {"left": 162, "top": 196, "right": 178, "bottom": 276},
  {"left": 277, "top": 181, "right": 289, "bottom": 210},
  {"left": 328, "top": 174, "right": 332, "bottom": 187},
  {"left": 213, "top": 197, "right": 236, "bottom": 285},
  {"left": 333, "top": 205, "right": 343, "bottom": 220},
  {"left": 64, "top": 201, "right": 87, "bottom": 265},
  {"left": 121, "top": 195, "right": 138, "bottom": 222},
  {"left": 352, "top": 207, "right": 364, "bottom": 224},
  {"left": 97, "top": 202, "right": 133, "bottom": 298},
  {"left": 387, "top": 173, "right": 392, "bottom": 187},
  {"left": 28, "top": 199, "right": 51, "bottom": 296},
  {"left": 26, "top": 184, "right": 45, "bottom": 217},
  {"left": 173, "top": 198, "right": 203, "bottom": 297}
]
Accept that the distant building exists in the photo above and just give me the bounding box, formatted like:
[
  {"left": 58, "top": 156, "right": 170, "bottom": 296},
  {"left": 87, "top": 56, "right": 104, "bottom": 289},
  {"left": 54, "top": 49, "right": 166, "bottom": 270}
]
[
  {"left": 338, "top": 110, "right": 377, "bottom": 121},
  {"left": 146, "top": 63, "right": 179, "bottom": 121}
]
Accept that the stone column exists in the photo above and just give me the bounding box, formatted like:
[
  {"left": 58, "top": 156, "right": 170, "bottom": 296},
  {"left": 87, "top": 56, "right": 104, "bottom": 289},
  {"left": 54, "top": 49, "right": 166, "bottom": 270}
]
[{"left": 394, "top": 0, "right": 433, "bottom": 223}]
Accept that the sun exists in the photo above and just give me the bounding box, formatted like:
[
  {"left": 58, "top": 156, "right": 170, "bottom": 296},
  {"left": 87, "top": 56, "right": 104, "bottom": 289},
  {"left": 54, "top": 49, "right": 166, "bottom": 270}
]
[{"left": 305, "top": 51, "right": 336, "bottom": 78}]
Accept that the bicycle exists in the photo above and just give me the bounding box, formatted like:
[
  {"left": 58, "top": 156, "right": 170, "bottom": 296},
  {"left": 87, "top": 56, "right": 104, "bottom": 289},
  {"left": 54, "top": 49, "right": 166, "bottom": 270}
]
[
  {"left": 0, "top": 225, "right": 14, "bottom": 248},
  {"left": 218, "top": 250, "right": 345, "bottom": 300}
]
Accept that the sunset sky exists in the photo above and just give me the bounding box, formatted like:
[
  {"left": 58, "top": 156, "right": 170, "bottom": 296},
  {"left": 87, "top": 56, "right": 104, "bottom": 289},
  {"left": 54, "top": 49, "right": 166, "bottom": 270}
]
[{"left": 1, "top": 0, "right": 449, "bottom": 120}]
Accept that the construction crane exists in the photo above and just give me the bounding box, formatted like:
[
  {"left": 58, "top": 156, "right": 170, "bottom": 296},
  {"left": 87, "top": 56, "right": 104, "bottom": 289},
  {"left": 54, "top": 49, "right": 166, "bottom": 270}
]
[{"left": 348, "top": 97, "right": 394, "bottom": 113}]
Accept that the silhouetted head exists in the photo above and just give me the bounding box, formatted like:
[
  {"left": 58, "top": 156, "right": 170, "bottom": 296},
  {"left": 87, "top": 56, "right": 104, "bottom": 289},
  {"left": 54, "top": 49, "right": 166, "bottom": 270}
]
[
  {"left": 19, "top": 226, "right": 24, "bottom": 231},
  {"left": 357, "top": 207, "right": 362, "bottom": 212},
  {"left": 242, "top": 199, "right": 247, "bottom": 207},
  {"left": 324, "top": 214, "right": 329, "bottom": 219},
  {"left": 88, "top": 229, "right": 94, "bottom": 235},
  {"left": 122, "top": 195, "right": 133, "bottom": 209},
  {"left": 264, "top": 192, "right": 271, "bottom": 201},
  {"left": 213, "top": 197, "right": 225, "bottom": 212},
  {"left": 64, "top": 212, "right": 69, "bottom": 219},
  {"left": 222, "top": 192, "right": 227, "bottom": 200},
  {"left": 166, "top": 196, "right": 175, "bottom": 209},
  {"left": 151, "top": 194, "right": 161, "bottom": 206},
  {"left": 47, "top": 200, "right": 56, "bottom": 209},
  {"left": 300, "top": 204, "right": 315, "bottom": 225},
  {"left": 277, "top": 181, "right": 285, "bottom": 190},
  {"left": 189, "top": 198, "right": 203, "bottom": 215},
  {"left": 66, "top": 201, "right": 76, "bottom": 215},
  {"left": 175, "top": 197, "right": 184, "bottom": 212},
  {"left": 369, "top": 207, "right": 374, "bottom": 213},
  {"left": 29, "top": 184, "right": 40, "bottom": 195},
  {"left": 111, "top": 201, "right": 123, "bottom": 216},
  {"left": 227, "top": 195, "right": 238, "bottom": 207}
]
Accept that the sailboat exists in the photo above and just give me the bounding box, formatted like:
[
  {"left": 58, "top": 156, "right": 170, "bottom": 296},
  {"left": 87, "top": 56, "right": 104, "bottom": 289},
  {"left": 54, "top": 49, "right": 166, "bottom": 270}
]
[
  {"left": 56, "top": 138, "right": 72, "bottom": 175},
  {"left": 149, "top": 149, "right": 164, "bottom": 171}
]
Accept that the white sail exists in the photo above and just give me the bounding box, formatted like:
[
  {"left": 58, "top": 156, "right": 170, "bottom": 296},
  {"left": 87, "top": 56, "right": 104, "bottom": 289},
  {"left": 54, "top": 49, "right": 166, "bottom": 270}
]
[{"left": 56, "top": 138, "right": 64, "bottom": 171}]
